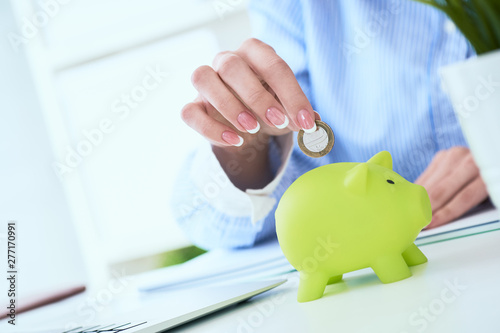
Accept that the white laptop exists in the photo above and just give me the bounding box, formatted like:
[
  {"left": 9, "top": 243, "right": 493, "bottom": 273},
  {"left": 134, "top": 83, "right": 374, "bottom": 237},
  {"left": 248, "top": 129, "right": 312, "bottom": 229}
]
[{"left": 23, "top": 279, "right": 286, "bottom": 333}]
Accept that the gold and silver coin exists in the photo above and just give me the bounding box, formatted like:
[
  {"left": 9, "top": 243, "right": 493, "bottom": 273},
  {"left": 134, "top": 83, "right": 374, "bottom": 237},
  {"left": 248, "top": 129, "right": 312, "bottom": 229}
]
[{"left": 297, "top": 120, "right": 334, "bottom": 158}]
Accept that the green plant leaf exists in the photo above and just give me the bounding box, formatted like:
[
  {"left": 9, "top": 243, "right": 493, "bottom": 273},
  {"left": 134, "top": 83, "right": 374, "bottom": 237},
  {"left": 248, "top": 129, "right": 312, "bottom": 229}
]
[
  {"left": 477, "top": 0, "right": 500, "bottom": 49},
  {"left": 413, "top": 0, "right": 500, "bottom": 54}
]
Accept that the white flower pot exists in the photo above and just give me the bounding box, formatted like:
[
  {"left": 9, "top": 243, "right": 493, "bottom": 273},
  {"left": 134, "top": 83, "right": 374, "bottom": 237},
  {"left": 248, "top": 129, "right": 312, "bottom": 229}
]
[{"left": 440, "top": 49, "right": 500, "bottom": 210}]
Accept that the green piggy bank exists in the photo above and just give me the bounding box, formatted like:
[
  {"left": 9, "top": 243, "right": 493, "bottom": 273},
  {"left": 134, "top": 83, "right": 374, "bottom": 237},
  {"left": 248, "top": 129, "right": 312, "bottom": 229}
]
[{"left": 275, "top": 151, "right": 432, "bottom": 302}]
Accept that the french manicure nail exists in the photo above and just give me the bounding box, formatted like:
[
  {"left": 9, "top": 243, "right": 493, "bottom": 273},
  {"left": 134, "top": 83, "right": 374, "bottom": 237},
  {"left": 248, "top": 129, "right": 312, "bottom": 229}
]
[
  {"left": 237, "top": 112, "right": 260, "bottom": 134},
  {"left": 222, "top": 131, "right": 244, "bottom": 146},
  {"left": 266, "top": 107, "right": 289, "bottom": 129},
  {"left": 297, "top": 109, "right": 316, "bottom": 133}
]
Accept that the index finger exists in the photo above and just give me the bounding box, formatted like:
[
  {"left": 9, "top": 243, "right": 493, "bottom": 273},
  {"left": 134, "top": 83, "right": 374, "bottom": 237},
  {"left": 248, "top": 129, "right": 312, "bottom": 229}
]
[{"left": 236, "top": 38, "right": 317, "bottom": 133}]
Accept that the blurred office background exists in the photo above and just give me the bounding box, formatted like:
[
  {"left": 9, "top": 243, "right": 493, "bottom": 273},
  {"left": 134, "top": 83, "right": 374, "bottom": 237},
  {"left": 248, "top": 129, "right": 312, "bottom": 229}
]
[{"left": 2, "top": 0, "right": 251, "bottom": 290}]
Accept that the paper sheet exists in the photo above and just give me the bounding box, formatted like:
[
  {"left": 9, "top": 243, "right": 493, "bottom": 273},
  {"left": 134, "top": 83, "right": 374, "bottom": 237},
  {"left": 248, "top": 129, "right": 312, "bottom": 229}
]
[
  {"left": 135, "top": 239, "right": 291, "bottom": 292},
  {"left": 418, "top": 202, "right": 499, "bottom": 237}
]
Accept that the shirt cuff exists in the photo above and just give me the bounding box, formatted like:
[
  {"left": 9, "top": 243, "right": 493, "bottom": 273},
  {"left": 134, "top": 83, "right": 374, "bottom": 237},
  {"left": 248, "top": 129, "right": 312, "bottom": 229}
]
[{"left": 190, "top": 133, "right": 295, "bottom": 225}]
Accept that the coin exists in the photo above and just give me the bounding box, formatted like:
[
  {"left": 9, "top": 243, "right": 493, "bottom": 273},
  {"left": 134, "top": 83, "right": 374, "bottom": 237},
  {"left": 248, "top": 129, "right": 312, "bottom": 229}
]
[{"left": 297, "top": 120, "right": 334, "bottom": 158}]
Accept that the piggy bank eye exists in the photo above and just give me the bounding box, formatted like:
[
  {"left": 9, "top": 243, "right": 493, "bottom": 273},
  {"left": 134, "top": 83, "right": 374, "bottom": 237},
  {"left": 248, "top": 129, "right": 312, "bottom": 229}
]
[{"left": 387, "top": 179, "right": 395, "bottom": 184}]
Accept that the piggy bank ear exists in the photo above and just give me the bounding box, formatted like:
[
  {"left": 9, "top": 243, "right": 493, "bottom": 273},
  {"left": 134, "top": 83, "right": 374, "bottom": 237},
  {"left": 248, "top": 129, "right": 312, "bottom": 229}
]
[
  {"left": 344, "top": 163, "right": 368, "bottom": 195},
  {"left": 367, "top": 151, "right": 393, "bottom": 170}
]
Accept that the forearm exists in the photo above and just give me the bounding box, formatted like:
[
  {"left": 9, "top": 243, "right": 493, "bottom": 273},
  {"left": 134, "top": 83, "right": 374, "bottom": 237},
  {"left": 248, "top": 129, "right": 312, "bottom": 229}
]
[{"left": 172, "top": 134, "right": 302, "bottom": 249}]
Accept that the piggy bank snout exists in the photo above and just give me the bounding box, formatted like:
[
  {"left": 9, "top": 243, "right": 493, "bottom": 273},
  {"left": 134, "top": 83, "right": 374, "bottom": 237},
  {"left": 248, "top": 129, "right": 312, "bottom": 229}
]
[{"left": 416, "top": 185, "right": 432, "bottom": 227}]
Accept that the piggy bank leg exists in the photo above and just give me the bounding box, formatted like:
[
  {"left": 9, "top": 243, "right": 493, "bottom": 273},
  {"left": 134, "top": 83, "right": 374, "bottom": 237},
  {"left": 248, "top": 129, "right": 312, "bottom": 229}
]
[
  {"left": 327, "top": 275, "right": 343, "bottom": 285},
  {"left": 402, "top": 243, "right": 428, "bottom": 266},
  {"left": 297, "top": 271, "right": 328, "bottom": 302},
  {"left": 371, "top": 255, "right": 411, "bottom": 284}
]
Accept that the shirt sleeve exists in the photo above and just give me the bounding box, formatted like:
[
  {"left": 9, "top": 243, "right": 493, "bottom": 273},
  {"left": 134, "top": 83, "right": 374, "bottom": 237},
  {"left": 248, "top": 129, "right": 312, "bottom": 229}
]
[{"left": 171, "top": 0, "right": 312, "bottom": 250}]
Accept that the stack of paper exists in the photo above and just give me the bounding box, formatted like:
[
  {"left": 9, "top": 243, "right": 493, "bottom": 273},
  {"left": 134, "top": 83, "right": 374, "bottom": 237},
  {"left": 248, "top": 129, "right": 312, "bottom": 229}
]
[{"left": 135, "top": 239, "right": 292, "bottom": 292}]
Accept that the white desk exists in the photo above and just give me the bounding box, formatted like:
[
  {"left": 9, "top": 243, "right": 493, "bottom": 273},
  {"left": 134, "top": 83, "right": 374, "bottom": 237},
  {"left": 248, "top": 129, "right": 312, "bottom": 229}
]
[
  {"left": 169, "top": 229, "right": 500, "bottom": 333},
  {"left": 4, "top": 223, "right": 500, "bottom": 333}
]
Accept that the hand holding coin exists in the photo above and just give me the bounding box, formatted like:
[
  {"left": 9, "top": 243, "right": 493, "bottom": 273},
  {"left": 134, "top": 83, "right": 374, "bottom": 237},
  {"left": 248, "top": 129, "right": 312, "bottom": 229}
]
[
  {"left": 182, "top": 38, "right": 321, "bottom": 190},
  {"left": 298, "top": 120, "right": 335, "bottom": 158}
]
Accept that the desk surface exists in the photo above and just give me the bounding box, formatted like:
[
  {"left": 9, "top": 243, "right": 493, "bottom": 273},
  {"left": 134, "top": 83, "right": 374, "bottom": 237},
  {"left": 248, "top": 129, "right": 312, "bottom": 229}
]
[
  {"left": 4, "top": 226, "right": 500, "bottom": 333},
  {"left": 170, "top": 229, "right": 500, "bottom": 333}
]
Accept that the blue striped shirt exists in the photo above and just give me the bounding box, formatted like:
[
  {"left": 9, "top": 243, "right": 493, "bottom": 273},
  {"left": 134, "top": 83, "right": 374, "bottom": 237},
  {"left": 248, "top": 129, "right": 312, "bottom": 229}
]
[{"left": 172, "top": 0, "right": 472, "bottom": 249}]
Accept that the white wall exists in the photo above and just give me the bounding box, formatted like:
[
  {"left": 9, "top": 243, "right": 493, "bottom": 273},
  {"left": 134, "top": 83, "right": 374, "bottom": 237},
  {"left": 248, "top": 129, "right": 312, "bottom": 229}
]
[
  {"left": 0, "top": 0, "right": 87, "bottom": 301},
  {"left": 6, "top": 0, "right": 252, "bottom": 284}
]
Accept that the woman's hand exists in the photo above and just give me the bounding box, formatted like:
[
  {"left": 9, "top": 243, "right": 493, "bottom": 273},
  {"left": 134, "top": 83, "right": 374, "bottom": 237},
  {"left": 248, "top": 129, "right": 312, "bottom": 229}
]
[
  {"left": 181, "top": 38, "right": 317, "bottom": 148},
  {"left": 415, "top": 146, "right": 489, "bottom": 229},
  {"left": 180, "top": 38, "right": 317, "bottom": 190}
]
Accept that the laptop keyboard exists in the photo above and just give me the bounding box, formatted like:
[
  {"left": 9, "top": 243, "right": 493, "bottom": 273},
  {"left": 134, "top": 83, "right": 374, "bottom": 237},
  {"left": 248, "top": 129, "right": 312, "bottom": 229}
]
[{"left": 62, "top": 322, "right": 148, "bottom": 333}]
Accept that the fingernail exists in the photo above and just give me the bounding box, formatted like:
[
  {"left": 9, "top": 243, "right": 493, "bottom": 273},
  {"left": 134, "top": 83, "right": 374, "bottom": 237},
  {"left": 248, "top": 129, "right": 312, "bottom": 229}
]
[
  {"left": 222, "top": 131, "right": 244, "bottom": 147},
  {"left": 266, "top": 107, "right": 289, "bottom": 129},
  {"left": 237, "top": 112, "right": 260, "bottom": 134},
  {"left": 297, "top": 109, "right": 316, "bottom": 133}
]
